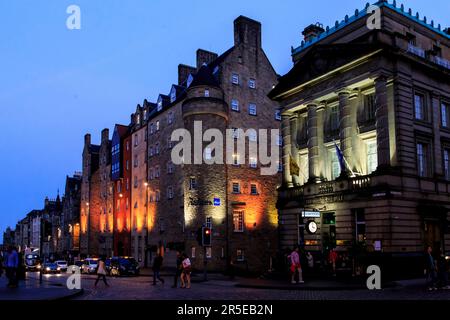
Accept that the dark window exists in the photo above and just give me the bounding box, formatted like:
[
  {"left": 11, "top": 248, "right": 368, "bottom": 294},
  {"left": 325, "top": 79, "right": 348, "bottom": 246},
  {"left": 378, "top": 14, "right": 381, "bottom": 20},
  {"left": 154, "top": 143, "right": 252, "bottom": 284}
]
[{"left": 364, "top": 94, "right": 376, "bottom": 122}]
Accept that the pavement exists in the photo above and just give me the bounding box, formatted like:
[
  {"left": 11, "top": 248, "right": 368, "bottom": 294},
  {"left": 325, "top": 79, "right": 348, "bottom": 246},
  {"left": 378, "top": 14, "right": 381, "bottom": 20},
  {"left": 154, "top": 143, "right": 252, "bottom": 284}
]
[{"left": 0, "top": 273, "right": 83, "bottom": 300}]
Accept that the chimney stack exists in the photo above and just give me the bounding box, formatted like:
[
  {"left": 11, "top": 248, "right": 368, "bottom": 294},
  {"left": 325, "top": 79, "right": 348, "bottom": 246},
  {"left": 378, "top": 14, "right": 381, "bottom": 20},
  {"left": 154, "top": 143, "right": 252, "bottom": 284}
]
[
  {"left": 302, "top": 23, "right": 324, "bottom": 42},
  {"left": 84, "top": 133, "right": 91, "bottom": 147},
  {"left": 101, "top": 128, "right": 109, "bottom": 143},
  {"left": 178, "top": 64, "right": 196, "bottom": 86},
  {"left": 196, "top": 49, "right": 218, "bottom": 70},
  {"left": 234, "top": 16, "right": 261, "bottom": 48}
]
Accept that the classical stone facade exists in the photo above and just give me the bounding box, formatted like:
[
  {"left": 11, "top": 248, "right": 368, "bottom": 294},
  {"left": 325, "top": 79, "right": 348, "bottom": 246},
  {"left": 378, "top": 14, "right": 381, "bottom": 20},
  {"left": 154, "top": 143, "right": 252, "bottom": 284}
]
[{"left": 270, "top": 1, "right": 450, "bottom": 277}]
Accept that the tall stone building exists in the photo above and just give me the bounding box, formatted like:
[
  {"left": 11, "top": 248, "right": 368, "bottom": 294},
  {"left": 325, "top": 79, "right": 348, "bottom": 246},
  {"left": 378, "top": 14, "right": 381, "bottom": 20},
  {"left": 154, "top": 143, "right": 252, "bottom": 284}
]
[
  {"left": 111, "top": 124, "right": 132, "bottom": 257},
  {"left": 144, "top": 16, "right": 281, "bottom": 273},
  {"left": 80, "top": 131, "right": 114, "bottom": 257},
  {"left": 61, "top": 173, "right": 82, "bottom": 257},
  {"left": 269, "top": 1, "right": 450, "bottom": 276}
]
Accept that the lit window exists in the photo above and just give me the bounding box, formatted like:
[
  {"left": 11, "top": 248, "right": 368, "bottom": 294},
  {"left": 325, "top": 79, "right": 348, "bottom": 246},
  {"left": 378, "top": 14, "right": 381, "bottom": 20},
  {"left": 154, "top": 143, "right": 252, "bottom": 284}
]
[
  {"left": 367, "top": 141, "right": 378, "bottom": 174},
  {"left": 232, "top": 154, "right": 239, "bottom": 166},
  {"left": 204, "top": 89, "right": 210, "bottom": 97},
  {"left": 249, "top": 157, "right": 257, "bottom": 168},
  {"left": 189, "top": 177, "right": 197, "bottom": 190},
  {"left": 414, "top": 93, "right": 426, "bottom": 121},
  {"left": 444, "top": 149, "right": 450, "bottom": 180},
  {"left": 232, "top": 182, "right": 240, "bottom": 194},
  {"left": 231, "top": 73, "right": 239, "bottom": 85},
  {"left": 236, "top": 249, "right": 245, "bottom": 261},
  {"left": 248, "top": 129, "right": 257, "bottom": 142},
  {"left": 168, "top": 112, "right": 174, "bottom": 125},
  {"left": 441, "top": 102, "right": 450, "bottom": 127},
  {"left": 417, "top": 142, "right": 429, "bottom": 177},
  {"left": 250, "top": 184, "right": 258, "bottom": 195},
  {"left": 156, "top": 120, "right": 160, "bottom": 131},
  {"left": 204, "top": 147, "right": 212, "bottom": 160},
  {"left": 248, "top": 103, "right": 257, "bottom": 116},
  {"left": 354, "top": 208, "right": 366, "bottom": 243},
  {"left": 170, "top": 88, "right": 176, "bottom": 103},
  {"left": 231, "top": 99, "right": 239, "bottom": 112},
  {"left": 233, "top": 210, "right": 244, "bottom": 232},
  {"left": 275, "top": 110, "right": 282, "bottom": 121},
  {"left": 248, "top": 78, "right": 256, "bottom": 89},
  {"left": 330, "top": 149, "right": 341, "bottom": 180},
  {"left": 206, "top": 217, "right": 212, "bottom": 229},
  {"left": 167, "top": 186, "right": 174, "bottom": 199}
]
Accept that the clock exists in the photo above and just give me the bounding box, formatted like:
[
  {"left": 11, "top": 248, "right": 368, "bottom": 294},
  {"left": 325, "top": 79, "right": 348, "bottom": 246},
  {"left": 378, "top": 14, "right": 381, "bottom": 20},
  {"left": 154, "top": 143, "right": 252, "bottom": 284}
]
[{"left": 307, "top": 221, "right": 318, "bottom": 234}]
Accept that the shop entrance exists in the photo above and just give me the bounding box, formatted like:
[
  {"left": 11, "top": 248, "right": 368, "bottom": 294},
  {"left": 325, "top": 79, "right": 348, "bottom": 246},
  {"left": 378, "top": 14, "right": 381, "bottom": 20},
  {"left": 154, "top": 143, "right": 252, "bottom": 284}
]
[{"left": 423, "top": 220, "right": 443, "bottom": 253}]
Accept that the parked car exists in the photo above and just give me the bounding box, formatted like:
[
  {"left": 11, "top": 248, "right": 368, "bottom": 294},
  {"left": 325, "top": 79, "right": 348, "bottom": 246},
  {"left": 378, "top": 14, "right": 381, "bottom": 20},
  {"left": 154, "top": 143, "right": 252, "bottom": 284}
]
[
  {"left": 105, "top": 257, "right": 140, "bottom": 276},
  {"left": 42, "top": 262, "right": 61, "bottom": 274},
  {"left": 55, "top": 260, "right": 68, "bottom": 272},
  {"left": 24, "top": 254, "right": 41, "bottom": 272},
  {"left": 81, "top": 258, "right": 99, "bottom": 274}
]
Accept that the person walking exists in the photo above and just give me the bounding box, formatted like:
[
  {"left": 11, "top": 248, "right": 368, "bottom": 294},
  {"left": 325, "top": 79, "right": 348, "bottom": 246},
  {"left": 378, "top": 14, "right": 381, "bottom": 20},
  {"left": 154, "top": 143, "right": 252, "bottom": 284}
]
[
  {"left": 306, "top": 251, "right": 314, "bottom": 275},
  {"left": 328, "top": 249, "right": 338, "bottom": 277},
  {"left": 172, "top": 251, "right": 183, "bottom": 288},
  {"left": 152, "top": 253, "right": 165, "bottom": 285},
  {"left": 94, "top": 257, "right": 109, "bottom": 288},
  {"left": 289, "top": 246, "right": 303, "bottom": 284},
  {"left": 5, "top": 246, "right": 19, "bottom": 288},
  {"left": 425, "top": 246, "right": 438, "bottom": 291},
  {"left": 180, "top": 254, "right": 191, "bottom": 289}
]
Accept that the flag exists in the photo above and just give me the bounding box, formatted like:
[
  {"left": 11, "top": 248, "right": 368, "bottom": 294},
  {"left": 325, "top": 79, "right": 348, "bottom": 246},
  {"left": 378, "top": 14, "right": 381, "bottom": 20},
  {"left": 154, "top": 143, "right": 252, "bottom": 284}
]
[
  {"left": 334, "top": 141, "right": 346, "bottom": 174},
  {"left": 289, "top": 155, "right": 300, "bottom": 177}
]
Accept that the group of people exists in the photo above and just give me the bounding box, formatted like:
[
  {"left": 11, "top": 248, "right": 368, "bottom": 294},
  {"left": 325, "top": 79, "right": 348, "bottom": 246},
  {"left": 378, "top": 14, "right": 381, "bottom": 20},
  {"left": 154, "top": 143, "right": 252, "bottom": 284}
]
[
  {"left": 0, "top": 246, "right": 19, "bottom": 288},
  {"left": 288, "top": 246, "right": 315, "bottom": 284},
  {"left": 424, "top": 246, "right": 450, "bottom": 291},
  {"left": 152, "top": 251, "right": 192, "bottom": 289}
]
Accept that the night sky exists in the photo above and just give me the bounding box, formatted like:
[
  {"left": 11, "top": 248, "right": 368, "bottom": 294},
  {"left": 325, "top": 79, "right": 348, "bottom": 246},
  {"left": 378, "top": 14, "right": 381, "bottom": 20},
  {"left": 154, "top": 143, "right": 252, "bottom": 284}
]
[{"left": 0, "top": 0, "right": 448, "bottom": 240}]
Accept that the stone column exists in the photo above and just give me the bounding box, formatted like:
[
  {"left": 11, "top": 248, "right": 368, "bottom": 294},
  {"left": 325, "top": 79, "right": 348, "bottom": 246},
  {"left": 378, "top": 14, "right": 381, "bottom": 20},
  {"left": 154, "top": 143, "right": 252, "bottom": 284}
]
[
  {"left": 289, "top": 113, "right": 300, "bottom": 185},
  {"left": 307, "top": 103, "right": 320, "bottom": 182},
  {"left": 281, "top": 113, "right": 293, "bottom": 187},
  {"left": 317, "top": 103, "right": 326, "bottom": 179},
  {"left": 432, "top": 91, "right": 443, "bottom": 176},
  {"left": 374, "top": 76, "right": 391, "bottom": 169},
  {"left": 338, "top": 89, "right": 352, "bottom": 177}
]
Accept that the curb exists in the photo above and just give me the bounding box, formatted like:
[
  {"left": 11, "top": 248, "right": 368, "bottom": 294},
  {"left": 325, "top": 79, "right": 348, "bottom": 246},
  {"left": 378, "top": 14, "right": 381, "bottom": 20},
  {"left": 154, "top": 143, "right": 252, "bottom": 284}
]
[{"left": 235, "top": 281, "right": 398, "bottom": 291}]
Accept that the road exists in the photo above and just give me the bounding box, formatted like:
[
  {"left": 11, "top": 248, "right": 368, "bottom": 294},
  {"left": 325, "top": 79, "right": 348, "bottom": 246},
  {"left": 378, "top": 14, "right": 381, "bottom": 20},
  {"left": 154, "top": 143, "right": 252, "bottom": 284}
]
[{"left": 25, "top": 271, "right": 450, "bottom": 300}]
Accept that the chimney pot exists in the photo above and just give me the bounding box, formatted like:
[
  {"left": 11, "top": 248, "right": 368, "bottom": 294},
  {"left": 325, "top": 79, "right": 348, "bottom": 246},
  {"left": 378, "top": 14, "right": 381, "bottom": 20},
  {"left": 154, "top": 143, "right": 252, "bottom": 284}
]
[{"left": 302, "top": 23, "right": 324, "bottom": 42}]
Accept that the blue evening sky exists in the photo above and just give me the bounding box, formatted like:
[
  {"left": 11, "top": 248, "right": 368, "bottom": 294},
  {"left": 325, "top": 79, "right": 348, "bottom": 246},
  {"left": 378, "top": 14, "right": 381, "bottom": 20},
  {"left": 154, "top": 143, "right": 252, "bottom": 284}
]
[{"left": 0, "top": 0, "right": 448, "bottom": 239}]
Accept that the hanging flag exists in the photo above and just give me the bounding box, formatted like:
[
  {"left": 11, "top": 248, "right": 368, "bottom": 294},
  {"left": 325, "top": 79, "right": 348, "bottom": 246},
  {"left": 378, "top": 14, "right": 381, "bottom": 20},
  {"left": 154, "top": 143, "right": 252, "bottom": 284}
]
[
  {"left": 289, "top": 155, "right": 300, "bottom": 177},
  {"left": 334, "top": 141, "right": 346, "bottom": 174}
]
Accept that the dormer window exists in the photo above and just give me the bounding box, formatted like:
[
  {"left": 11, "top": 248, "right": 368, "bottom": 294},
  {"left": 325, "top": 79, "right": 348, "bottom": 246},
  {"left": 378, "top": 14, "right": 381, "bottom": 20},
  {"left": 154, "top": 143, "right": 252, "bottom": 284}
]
[
  {"left": 143, "top": 110, "right": 147, "bottom": 121},
  {"left": 136, "top": 114, "right": 140, "bottom": 125},
  {"left": 157, "top": 97, "right": 163, "bottom": 111},
  {"left": 187, "top": 74, "right": 194, "bottom": 88},
  {"left": 170, "top": 87, "right": 177, "bottom": 103}
]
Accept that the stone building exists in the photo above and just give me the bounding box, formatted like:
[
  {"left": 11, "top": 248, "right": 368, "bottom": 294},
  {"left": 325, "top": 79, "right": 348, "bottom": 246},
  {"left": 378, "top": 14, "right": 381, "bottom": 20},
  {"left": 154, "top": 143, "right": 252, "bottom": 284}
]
[
  {"left": 2, "top": 227, "right": 15, "bottom": 247},
  {"left": 80, "top": 130, "right": 114, "bottom": 257},
  {"left": 61, "top": 173, "right": 82, "bottom": 257},
  {"left": 269, "top": 1, "right": 450, "bottom": 276},
  {"left": 144, "top": 16, "right": 281, "bottom": 273}
]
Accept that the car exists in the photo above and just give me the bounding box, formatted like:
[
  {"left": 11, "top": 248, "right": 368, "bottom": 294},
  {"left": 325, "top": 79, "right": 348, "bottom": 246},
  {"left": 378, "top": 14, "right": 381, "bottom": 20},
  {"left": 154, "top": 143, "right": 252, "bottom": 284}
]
[
  {"left": 81, "top": 258, "right": 99, "bottom": 274},
  {"left": 55, "top": 260, "right": 68, "bottom": 272},
  {"left": 105, "top": 257, "right": 140, "bottom": 276},
  {"left": 42, "top": 262, "right": 61, "bottom": 274},
  {"left": 25, "top": 254, "right": 41, "bottom": 272}
]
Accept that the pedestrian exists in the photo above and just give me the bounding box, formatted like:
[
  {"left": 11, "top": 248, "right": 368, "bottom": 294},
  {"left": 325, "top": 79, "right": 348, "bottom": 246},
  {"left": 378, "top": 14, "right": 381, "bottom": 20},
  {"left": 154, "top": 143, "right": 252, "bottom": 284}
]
[
  {"left": 306, "top": 251, "right": 314, "bottom": 273},
  {"left": 5, "top": 246, "right": 19, "bottom": 288},
  {"left": 171, "top": 251, "right": 182, "bottom": 288},
  {"left": 424, "top": 246, "right": 438, "bottom": 291},
  {"left": 289, "top": 246, "right": 303, "bottom": 284},
  {"left": 180, "top": 253, "right": 191, "bottom": 289},
  {"left": 437, "top": 250, "right": 449, "bottom": 290},
  {"left": 152, "top": 253, "right": 165, "bottom": 285},
  {"left": 94, "top": 257, "right": 109, "bottom": 288},
  {"left": 328, "top": 249, "right": 338, "bottom": 276}
]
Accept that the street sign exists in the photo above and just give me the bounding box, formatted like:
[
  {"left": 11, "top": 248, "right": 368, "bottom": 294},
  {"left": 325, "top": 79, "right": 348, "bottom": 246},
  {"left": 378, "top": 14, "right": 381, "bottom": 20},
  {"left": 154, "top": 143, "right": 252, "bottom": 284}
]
[
  {"left": 302, "top": 210, "right": 320, "bottom": 218},
  {"left": 213, "top": 198, "right": 220, "bottom": 206}
]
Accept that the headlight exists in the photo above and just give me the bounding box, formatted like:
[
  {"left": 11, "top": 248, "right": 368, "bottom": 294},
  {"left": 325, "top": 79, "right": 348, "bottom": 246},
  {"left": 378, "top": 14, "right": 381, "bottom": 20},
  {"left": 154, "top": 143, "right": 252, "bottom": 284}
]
[
  {"left": 37, "top": 265, "right": 41, "bottom": 269},
  {"left": 46, "top": 267, "right": 50, "bottom": 271},
  {"left": 57, "top": 267, "right": 61, "bottom": 271}
]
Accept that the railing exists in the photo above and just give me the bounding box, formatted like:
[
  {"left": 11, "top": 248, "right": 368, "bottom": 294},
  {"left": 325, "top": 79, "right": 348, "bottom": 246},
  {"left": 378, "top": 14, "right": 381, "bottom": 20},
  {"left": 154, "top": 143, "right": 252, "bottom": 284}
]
[
  {"left": 350, "top": 176, "right": 371, "bottom": 190},
  {"left": 433, "top": 56, "right": 450, "bottom": 70},
  {"left": 407, "top": 43, "right": 425, "bottom": 58}
]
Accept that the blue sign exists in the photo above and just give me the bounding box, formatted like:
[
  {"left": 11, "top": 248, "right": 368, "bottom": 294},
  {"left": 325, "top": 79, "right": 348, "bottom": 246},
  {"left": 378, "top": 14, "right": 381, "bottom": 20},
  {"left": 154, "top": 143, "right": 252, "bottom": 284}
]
[{"left": 213, "top": 198, "right": 221, "bottom": 206}]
